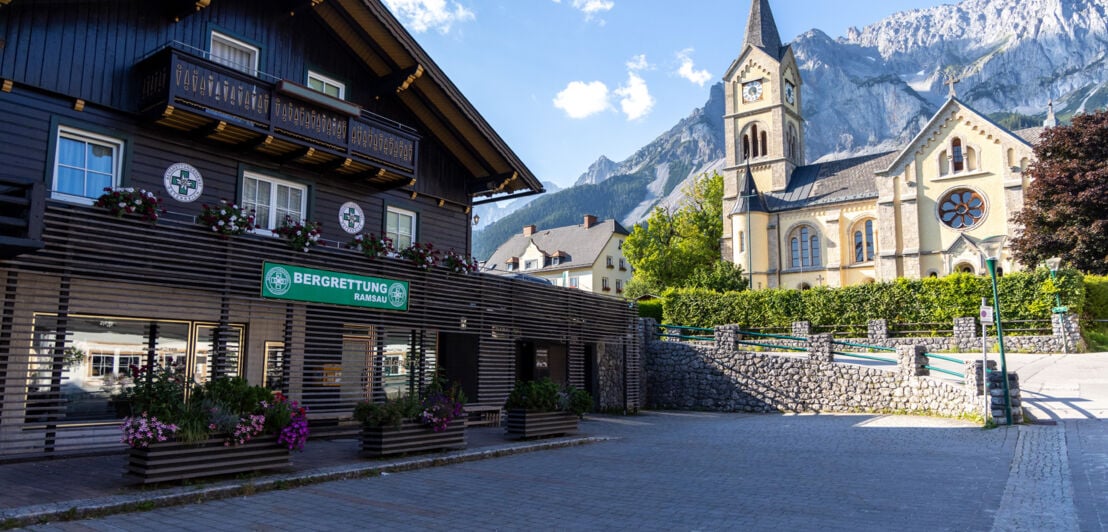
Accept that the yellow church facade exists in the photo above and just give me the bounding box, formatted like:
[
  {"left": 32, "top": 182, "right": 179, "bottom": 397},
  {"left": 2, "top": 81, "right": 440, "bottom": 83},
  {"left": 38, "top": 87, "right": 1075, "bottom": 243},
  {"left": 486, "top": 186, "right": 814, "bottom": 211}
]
[{"left": 722, "top": 0, "right": 1042, "bottom": 289}]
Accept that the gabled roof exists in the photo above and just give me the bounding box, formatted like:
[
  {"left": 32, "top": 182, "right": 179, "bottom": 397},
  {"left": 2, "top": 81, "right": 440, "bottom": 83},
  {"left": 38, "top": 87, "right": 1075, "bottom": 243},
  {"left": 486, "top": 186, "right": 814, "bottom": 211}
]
[
  {"left": 315, "top": 0, "right": 542, "bottom": 199},
  {"left": 756, "top": 151, "right": 897, "bottom": 212},
  {"left": 878, "top": 97, "right": 1033, "bottom": 177},
  {"left": 485, "top": 219, "right": 630, "bottom": 273}
]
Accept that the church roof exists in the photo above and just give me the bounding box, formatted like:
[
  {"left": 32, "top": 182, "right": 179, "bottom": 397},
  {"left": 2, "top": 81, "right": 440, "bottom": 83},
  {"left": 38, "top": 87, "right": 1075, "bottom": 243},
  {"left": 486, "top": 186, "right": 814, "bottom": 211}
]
[
  {"left": 1013, "top": 126, "right": 1045, "bottom": 145},
  {"left": 744, "top": 0, "right": 785, "bottom": 61},
  {"left": 485, "top": 218, "right": 629, "bottom": 273},
  {"left": 760, "top": 151, "right": 898, "bottom": 212},
  {"left": 730, "top": 164, "right": 768, "bottom": 215}
]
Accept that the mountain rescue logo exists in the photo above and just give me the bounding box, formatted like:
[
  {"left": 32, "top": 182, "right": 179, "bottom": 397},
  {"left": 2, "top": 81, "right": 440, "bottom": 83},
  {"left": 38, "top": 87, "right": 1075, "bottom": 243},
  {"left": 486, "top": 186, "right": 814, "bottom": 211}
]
[{"left": 265, "top": 266, "right": 292, "bottom": 296}]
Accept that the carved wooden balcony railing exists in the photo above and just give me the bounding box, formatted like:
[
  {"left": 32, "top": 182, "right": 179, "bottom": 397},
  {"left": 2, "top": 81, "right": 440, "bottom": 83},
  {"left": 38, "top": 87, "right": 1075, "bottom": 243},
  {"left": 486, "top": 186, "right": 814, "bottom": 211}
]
[{"left": 136, "top": 46, "right": 420, "bottom": 190}]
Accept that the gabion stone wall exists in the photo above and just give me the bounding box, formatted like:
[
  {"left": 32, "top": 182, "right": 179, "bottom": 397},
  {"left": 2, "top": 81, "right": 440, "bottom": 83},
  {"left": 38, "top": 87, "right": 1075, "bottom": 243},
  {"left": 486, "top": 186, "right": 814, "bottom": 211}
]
[
  {"left": 598, "top": 341, "right": 625, "bottom": 411},
  {"left": 644, "top": 328, "right": 993, "bottom": 419}
]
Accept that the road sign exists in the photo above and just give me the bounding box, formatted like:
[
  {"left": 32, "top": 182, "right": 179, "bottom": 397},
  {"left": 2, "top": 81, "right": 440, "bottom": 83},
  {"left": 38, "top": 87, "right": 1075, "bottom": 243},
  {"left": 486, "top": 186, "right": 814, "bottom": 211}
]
[
  {"left": 1052, "top": 306, "right": 1069, "bottom": 314},
  {"left": 980, "top": 306, "right": 994, "bottom": 321}
]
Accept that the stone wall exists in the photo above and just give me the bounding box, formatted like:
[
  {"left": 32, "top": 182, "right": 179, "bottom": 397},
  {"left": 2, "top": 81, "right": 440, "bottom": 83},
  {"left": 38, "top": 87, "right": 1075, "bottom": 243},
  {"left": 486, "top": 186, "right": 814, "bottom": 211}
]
[
  {"left": 598, "top": 340, "right": 625, "bottom": 411},
  {"left": 644, "top": 324, "right": 1024, "bottom": 424}
]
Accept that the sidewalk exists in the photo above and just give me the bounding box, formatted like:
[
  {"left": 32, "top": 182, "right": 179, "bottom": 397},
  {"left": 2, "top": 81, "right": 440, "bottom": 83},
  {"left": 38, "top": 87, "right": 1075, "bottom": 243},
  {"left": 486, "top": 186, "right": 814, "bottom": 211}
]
[{"left": 0, "top": 426, "right": 610, "bottom": 527}]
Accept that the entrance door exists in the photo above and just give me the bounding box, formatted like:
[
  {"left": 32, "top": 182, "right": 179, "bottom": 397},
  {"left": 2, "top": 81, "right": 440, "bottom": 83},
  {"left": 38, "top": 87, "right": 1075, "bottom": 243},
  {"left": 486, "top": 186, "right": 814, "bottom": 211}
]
[{"left": 437, "top": 332, "right": 479, "bottom": 401}]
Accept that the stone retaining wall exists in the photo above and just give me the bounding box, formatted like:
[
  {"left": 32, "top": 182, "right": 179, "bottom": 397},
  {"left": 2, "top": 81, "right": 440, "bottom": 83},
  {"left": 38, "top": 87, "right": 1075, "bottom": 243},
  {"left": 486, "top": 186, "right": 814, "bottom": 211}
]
[{"left": 643, "top": 321, "right": 1023, "bottom": 424}]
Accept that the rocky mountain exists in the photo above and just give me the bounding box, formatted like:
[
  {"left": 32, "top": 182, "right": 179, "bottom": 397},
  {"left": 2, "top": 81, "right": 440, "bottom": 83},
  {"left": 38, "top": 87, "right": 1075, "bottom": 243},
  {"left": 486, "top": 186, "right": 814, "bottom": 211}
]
[{"left": 475, "top": 0, "right": 1108, "bottom": 259}]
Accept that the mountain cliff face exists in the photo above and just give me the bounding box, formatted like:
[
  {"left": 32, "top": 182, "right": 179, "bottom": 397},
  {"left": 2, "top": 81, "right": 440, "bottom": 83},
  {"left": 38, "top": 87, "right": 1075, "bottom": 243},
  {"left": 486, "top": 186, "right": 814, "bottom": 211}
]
[{"left": 475, "top": 0, "right": 1108, "bottom": 258}]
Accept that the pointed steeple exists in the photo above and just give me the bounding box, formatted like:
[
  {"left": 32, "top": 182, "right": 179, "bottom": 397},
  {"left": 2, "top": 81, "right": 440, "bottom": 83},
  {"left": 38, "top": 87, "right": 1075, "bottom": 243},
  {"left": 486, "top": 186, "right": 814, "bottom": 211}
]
[
  {"left": 745, "top": 0, "right": 783, "bottom": 60},
  {"left": 1044, "top": 99, "right": 1058, "bottom": 128},
  {"left": 732, "top": 162, "right": 767, "bottom": 215}
]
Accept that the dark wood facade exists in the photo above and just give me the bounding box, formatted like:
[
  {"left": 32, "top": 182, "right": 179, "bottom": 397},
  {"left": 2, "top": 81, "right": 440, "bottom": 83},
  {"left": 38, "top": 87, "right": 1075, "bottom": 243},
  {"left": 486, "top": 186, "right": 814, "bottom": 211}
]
[{"left": 0, "top": 0, "right": 637, "bottom": 460}]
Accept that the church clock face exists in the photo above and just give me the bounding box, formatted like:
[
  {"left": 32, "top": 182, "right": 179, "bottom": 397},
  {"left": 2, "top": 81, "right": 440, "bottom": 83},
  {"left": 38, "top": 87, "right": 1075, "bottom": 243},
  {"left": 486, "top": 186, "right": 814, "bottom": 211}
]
[
  {"left": 785, "top": 82, "right": 796, "bottom": 105},
  {"left": 742, "top": 80, "right": 763, "bottom": 102}
]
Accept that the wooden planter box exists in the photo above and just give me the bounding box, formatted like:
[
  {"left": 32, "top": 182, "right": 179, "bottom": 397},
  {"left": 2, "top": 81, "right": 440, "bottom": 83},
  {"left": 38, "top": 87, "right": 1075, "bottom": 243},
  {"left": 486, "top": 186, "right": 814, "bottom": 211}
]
[
  {"left": 505, "top": 410, "right": 579, "bottom": 439},
  {"left": 361, "top": 418, "right": 466, "bottom": 457},
  {"left": 126, "top": 434, "right": 291, "bottom": 484}
]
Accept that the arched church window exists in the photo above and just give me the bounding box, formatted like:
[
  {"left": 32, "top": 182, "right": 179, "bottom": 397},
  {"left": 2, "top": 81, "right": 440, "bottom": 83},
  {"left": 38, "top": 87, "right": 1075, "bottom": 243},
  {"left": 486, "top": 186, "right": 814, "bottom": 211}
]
[
  {"left": 799, "top": 283, "right": 811, "bottom": 291},
  {"left": 743, "top": 135, "right": 751, "bottom": 161},
  {"left": 1020, "top": 157, "right": 1029, "bottom": 173},
  {"left": 751, "top": 125, "right": 760, "bottom": 157},
  {"left": 789, "top": 225, "right": 821, "bottom": 269},
  {"left": 938, "top": 187, "right": 986, "bottom": 230},
  {"left": 952, "top": 138, "right": 964, "bottom": 172},
  {"left": 1007, "top": 148, "right": 1016, "bottom": 169},
  {"left": 966, "top": 146, "right": 978, "bottom": 172},
  {"left": 956, "top": 264, "right": 975, "bottom": 274},
  {"left": 787, "top": 123, "right": 798, "bottom": 161},
  {"left": 760, "top": 130, "right": 768, "bottom": 157},
  {"left": 938, "top": 150, "right": 950, "bottom": 176},
  {"left": 853, "top": 219, "right": 876, "bottom": 263}
]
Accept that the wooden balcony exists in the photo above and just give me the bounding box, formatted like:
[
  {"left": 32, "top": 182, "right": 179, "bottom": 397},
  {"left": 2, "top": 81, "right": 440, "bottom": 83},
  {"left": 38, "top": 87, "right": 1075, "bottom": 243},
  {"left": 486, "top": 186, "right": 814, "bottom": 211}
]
[
  {"left": 0, "top": 176, "right": 45, "bottom": 259},
  {"left": 135, "top": 46, "right": 420, "bottom": 190}
]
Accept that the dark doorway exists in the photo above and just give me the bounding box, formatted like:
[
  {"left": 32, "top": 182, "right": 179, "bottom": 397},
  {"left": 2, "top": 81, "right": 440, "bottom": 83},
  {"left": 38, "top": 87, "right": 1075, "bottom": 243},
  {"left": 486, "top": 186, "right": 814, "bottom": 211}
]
[
  {"left": 583, "top": 344, "right": 599, "bottom": 408},
  {"left": 438, "top": 332, "right": 479, "bottom": 401}
]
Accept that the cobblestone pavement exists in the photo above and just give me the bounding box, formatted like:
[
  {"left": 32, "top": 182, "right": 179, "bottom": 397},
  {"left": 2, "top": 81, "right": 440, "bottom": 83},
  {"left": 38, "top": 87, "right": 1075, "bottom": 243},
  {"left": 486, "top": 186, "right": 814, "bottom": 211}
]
[{"left": 24, "top": 413, "right": 1020, "bottom": 531}]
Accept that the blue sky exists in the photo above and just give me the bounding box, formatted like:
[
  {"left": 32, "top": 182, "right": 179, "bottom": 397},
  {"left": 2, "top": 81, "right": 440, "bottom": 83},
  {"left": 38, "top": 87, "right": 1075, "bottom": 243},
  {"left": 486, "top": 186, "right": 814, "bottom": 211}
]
[{"left": 382, "top": 0, "right": 942, "bottom": 189}]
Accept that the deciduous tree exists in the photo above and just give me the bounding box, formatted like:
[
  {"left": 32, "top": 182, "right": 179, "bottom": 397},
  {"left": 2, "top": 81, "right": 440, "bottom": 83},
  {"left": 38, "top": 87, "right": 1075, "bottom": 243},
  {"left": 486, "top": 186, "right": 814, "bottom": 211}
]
[{"left": 1012, "top": 110, "right": 1108, "bottom": 274}]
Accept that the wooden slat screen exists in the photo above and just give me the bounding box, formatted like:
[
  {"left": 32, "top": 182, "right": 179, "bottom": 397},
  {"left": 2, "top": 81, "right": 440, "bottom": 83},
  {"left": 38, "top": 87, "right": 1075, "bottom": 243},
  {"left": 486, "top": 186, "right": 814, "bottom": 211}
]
[{"left": 0, "top": 203, "right": 639, "bottom": 459}]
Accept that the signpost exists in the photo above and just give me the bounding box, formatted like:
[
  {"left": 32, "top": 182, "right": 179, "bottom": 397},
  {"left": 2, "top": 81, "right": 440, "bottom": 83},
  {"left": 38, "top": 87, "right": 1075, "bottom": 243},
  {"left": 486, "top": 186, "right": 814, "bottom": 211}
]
[{"left": 980, "top": 299, "right": 993, "bottom": 421}]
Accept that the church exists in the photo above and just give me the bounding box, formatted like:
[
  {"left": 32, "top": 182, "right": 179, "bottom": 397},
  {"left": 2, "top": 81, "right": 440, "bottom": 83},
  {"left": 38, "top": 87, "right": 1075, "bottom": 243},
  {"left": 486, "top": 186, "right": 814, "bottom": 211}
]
[{"left": 722, "top": 0, "right": 1047, "bottom": 289}]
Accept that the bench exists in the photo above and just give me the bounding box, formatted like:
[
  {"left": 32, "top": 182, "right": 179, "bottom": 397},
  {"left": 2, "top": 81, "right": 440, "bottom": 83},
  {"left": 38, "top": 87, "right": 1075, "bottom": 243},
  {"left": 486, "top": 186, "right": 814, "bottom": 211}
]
[{"left": 464, "top": 405, "right": 503, "bottom": 427}]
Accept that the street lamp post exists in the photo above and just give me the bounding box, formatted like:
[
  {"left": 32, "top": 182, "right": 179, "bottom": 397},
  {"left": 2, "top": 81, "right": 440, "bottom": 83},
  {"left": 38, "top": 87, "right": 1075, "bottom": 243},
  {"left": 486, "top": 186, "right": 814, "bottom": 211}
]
[
  {"left": 977, "top": 235, "right": 1012, "bottom": 425},
  {"left": 1045, "top": 256, "right": 1068, "bottom": 354},
  {"left": 742, "top": 163, "right": 755, "bottom": 290}
]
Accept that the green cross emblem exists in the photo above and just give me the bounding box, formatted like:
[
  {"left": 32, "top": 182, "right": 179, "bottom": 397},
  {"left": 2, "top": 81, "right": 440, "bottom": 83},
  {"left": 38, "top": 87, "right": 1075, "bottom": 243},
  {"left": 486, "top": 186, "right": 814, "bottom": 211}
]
[
  {"left": 171, "top": 170, "right": 198, "bottom": 196},
  {"left": 343, "top": 207, "right": 361, "bottom": 229}
]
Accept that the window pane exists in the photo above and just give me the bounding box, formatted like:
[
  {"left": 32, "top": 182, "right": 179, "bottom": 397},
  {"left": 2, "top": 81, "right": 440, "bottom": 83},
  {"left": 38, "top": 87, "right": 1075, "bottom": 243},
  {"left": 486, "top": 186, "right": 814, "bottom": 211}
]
[
  {"left": 791, "top": 238, "right": 800, "bottom": 269},
  {"left": 58, "top": 137, "right": 85, "bottom": 167},
  {"left": 86, "top": 171, "right": 112, "bottom": 197},
  {"left": 811, "top": 237, "right": 821, "bottom": 265},
  {"left": 86, "top": 143, "right": 114, "bottom": 174},
  {"left": 324, "top": 84, "right": 341, "bottom": 98},
  {"left": 308, "top": 78, "right": 324, "bottom": 92},
  {"left": 855, "top": 232, "right": 864, "bottom": 263},
  {"left": 56, "top": 167, "right": 85, "bottom": 196}
]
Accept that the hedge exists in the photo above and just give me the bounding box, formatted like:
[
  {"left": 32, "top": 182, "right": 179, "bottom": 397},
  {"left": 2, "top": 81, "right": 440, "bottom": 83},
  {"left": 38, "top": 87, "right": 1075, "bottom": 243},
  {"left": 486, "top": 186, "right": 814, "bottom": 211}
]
[
  {"left": 662, "top": 269, "right": 1086, "bottom": 329},
  {"left": 1084, "top": 276, "right": 1108, "bottom": 321},
  {"left": 637, "top": 299, "right": 663, "bottom": 321}
]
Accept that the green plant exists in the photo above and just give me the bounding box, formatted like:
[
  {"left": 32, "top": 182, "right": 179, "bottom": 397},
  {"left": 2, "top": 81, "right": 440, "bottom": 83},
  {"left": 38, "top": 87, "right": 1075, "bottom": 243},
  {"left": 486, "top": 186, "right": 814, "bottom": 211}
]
[
  {"left": 94, "top": 187, "right": 164, "bottom": 222},
  {"left": 349, "top": 233, "right": 393, "bottom": 259},
  {"left": 199, "top": 199, "right": 255, "bottom": 238},
  {"left": 274, "top": 215, "right": 322, "bottom": 252},
  {"left": 506, "top": 378, "right": 592, "bottom": 417},
  {"left": 637, "top": 299, "right": 663, "bottom": 320},
  {"left": 354, "top": 395, "right": 421, "bottom": 430}
]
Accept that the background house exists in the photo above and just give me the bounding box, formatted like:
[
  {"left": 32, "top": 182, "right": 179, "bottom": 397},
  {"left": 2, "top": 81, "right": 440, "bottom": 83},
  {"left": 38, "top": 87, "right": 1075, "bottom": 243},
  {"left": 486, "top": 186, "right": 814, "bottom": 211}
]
[{"left": 486, "top": 215, "right": 633, "bottom": 296}]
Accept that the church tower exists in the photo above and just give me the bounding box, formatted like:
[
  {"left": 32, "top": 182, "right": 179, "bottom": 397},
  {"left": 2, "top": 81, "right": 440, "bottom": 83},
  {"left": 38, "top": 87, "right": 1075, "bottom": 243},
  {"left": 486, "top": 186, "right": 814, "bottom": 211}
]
[{"left": 721, "top": 0, "right": 802, "bottom": 288}]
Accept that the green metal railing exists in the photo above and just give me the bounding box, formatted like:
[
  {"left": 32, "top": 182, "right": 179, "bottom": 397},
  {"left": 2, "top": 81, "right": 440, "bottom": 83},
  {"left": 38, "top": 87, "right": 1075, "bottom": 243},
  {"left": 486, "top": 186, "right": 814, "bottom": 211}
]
[
  {"left": 831, "top": 350, "right": 898, "bottom": 364},
  {"left": 657, "top": 324, "right": 714, "bottom": 342},
  {"left": 922, "top": 352, "right": 967, "bottom": 379},
  {"left": 738, "top": 330, "right": 807, "bottom": 342}
]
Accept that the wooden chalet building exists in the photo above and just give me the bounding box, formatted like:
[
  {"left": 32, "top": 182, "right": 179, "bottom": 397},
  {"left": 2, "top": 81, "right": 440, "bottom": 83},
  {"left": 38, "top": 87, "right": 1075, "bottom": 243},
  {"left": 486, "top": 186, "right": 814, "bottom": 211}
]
[{"left": 0, "top": 0, "right": 640, "bottom": 458}]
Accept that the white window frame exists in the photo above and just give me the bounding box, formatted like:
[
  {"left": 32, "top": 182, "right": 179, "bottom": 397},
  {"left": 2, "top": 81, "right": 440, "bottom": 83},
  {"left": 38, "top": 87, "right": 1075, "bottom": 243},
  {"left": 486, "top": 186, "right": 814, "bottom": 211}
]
[
  {"left": 386, "top": 207, "right": 417, "bottom": 249},
  {"left": 241, "top": 171, "right": 308, "bottom": 234},
  {"left": 307, "top": 71, "right": 346, "bottom": 100},
  {"left": 52, "top": 126, "right": 124, "bottom": 205},
  {"left": 210, "top": 31, "right": 259, "bottom": 76}
]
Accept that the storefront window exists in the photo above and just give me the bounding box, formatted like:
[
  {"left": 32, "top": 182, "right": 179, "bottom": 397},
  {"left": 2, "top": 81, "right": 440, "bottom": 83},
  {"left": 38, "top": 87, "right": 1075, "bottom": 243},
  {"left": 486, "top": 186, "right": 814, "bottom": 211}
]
[{"left": 29, "top": 314, "right": 242, "bottom": 423}]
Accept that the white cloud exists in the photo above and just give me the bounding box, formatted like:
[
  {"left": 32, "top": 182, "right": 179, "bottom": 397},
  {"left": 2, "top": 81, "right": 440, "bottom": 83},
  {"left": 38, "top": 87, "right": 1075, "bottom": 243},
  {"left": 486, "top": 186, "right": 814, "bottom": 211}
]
[
  {"left": 382, "top": 0, "right": 475, "bottom": 34},
  {"left": 675, "top": 48, "right": 712, "bottom": 87},
  {"left": 553, "top": 81, "right": 611, "bottom": 119},
  {"left": 615, "top": 72, "right": 654, "bottom": 121},
  {"left": 552, "top": 0, "right": 614, "bottom": 22},
  {"left": 626, "top": 54, "right": 650, "bottom": 71}
]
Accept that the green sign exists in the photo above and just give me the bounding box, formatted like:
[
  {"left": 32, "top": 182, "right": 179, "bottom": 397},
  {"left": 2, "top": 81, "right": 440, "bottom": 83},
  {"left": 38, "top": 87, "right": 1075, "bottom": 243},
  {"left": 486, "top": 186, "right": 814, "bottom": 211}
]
[
  {"left": 1053, "top": 306, "right": 1069, "bottom": 314},
  {"left": 261, "top": 262, "right": 408, "bottom": 311}
]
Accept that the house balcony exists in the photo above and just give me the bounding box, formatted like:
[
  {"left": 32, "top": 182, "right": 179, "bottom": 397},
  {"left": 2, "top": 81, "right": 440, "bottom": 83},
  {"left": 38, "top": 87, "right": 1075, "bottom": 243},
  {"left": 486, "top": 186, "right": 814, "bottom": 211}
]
[
  {"left": 0, "top": 176, "right": 45, "bottom": 259},
  {"left": 135, "top": 45, "right": 420, "bottom": 190}
]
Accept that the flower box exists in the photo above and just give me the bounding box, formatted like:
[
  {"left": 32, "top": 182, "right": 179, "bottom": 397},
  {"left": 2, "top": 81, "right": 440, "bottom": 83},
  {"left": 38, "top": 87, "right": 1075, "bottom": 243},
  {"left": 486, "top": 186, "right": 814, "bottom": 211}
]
[
  {"left": 361, "top": 418, "right": 466, "bottom": 457},
  {"left": 504, "top": 409, "right": 579, "bottom": 439},
  {"left": 125, "top": 434, "right": 291, "bottom": 484}
]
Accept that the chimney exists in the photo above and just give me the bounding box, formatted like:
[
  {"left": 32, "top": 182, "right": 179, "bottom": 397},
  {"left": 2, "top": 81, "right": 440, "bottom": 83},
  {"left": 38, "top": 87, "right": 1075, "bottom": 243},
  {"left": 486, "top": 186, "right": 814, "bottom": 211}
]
[
  {"left": 583, "top": 214, "right": 598, "bottom": 229},
  {"left": 523, "top": 225, "right": 537, "bottom": 236}
]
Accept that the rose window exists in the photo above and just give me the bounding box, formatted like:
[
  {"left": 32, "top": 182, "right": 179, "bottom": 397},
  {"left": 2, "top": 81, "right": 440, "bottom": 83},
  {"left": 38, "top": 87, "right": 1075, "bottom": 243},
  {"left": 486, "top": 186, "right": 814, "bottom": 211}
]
[{"left": 939, "top": 188, "right": 986, "bottom": 229}]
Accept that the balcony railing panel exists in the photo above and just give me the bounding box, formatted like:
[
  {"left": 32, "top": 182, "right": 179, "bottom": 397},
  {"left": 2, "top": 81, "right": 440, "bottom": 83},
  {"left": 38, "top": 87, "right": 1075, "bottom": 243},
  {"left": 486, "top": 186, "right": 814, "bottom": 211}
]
[{"left": 136, "top": 47, "right": 419, "bottom": 183}]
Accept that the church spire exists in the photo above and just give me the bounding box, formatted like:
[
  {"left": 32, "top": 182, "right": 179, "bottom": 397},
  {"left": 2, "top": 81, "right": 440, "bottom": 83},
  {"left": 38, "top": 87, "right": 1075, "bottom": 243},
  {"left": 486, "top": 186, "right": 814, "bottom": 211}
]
[
  {"left": 1044, "top": 99, "right": 1058, "bottom": 128},
  {"left": 745, "top": 0, "right": 783, "bottom": 60}
]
